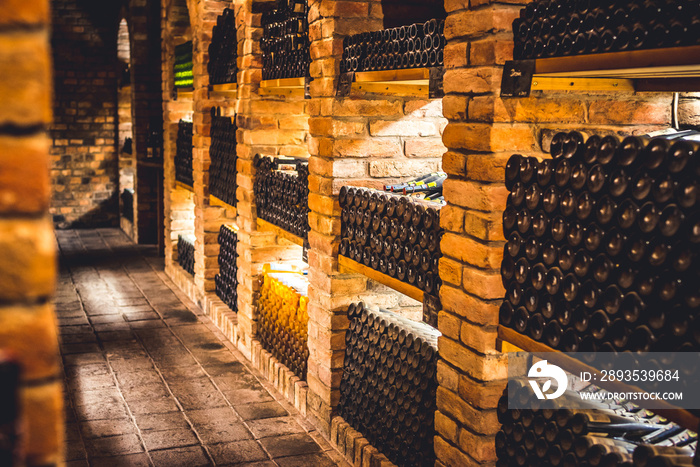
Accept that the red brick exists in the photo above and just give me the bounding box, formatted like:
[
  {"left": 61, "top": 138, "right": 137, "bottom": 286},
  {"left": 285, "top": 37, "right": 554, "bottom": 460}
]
[{"left": 0, "top": 135, "right": 50, "bottom": 214}]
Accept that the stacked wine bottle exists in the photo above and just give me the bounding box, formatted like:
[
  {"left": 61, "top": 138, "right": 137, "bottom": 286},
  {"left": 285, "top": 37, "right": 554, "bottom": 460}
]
[
  {"left": 497, "top": 384, "right": 696, "bottom": 467},
  {"left": 253, "top": 154, "right": 309, "bottom": 239},
  {"left": 215, "top": 224, "right": 238, "bottom": 311},
  {"left": 512, "top": 0, "right": 700, "bottom": 60},
  {"left": 339, "top": 302, "right": 440, "bottom": 467},
  {"left": 209, "top": 107, "right": 237, "bottom": 207},
  {"left": 260, "top": 0, "right": 310, "bottom": 80},
  {"left": 340, "top": 19, "right": 446, "bottom": 73},
  {"left": 208, "top": 8, "right": 238, "bottom": 85},
  {"left": 121, "top": 188, "right": 134, "bottom": 222},
  {"left": 175, "top": 120, "right": 194, "bottom": 187},
  {"left": 177, "top": 234, "right": 195, "bottom": 275},
  {"left": 338, "top": 173, "right": 446, "bottom": 297},
  {"left": 174, "top": 41, "right": 193, "bottom": 88},
  {"left": 257, "top": 265, "right": 309, "bottom": 379},
  {"left": 500, "top": 130, "right": 700, "bottom": 353}
]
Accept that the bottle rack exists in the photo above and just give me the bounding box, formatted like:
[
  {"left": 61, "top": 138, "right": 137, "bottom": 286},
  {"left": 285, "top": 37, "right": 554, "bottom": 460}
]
[{"left": 501, "top": 45, "right": 700, "bottom": 97}]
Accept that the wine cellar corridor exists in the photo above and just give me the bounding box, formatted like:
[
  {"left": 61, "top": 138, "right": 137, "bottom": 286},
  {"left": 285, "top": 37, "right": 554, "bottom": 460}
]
[{"left": 3, "top": 0, "right": 700, "bottom": 466}]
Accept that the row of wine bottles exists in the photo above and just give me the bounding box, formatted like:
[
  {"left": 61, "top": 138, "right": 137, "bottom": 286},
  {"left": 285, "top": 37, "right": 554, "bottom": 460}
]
[
  {"left": 215, "top": 225, "right": 238, "bottom": 312},
  {"left": 257, "top": 264, "right": 310, "bottom": 379},
  {"left": 340, "top": 19, "right": 446, "bottom": 73},
  {"left": 253, "top": 154, "right": 310, "bottom": 240},
  {"left": 383, "top": 171, "right": 446, "bottom": 201},
  {"left": 175, "top": 120, "right": 193, "bottom": 187},
  {"left": 120, "top": 188, "right": 134, "bottom": 223},
  {"left": 338, "top": 179, "right": 444, "bottom": 296},
  {"left": 174, "top": 41, "right": 193, "bottom": 88},
  {"left": 260, "top": 0, "right": 310, "bottom": 80},
  {"left": 500, "top": 130, "right": 700, "bottom": 353},
  {"left": 177, "top": 234, "right": 195, "bottom": 275},
  {"left": 339, "top": 302, "right": 440, "bottom": 467},
  {"left": 209, "top": 107, "right": 237, "bottom": 208},
  {"left": 513, "top": 0, "right": 700, "bottom": 60},
  {"left": 208, "top": 8, "right": 238, "bottom": 85},
  {"left": 497, "top": 383, "right": 696, "bottom": 467}
]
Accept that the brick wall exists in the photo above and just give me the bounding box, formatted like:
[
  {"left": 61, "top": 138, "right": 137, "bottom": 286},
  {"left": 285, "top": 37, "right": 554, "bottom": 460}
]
[
  {"left": 162, "top": 0, "right": 196, "bottom": 280},
  {"left": 302, "top": 0, "right": 449, "bottom": 437},
  {"left": 0, "top": 0, "right": 62, "bottom": 465},
  {"left": 50, "top": 0, "right": 121, "bottom": 228},
  {"left": 50, "top": 0, "right": 163, "bottom": 243}
]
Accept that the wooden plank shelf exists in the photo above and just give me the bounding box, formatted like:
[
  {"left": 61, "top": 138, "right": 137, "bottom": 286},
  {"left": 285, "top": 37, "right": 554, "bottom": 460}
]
[
  {"left": 497, "top": 325, "right": 700, "bottom": 433},
  {"left": 337, "top": 255, "right": 424, "bottom": 303},
  {"left": 348, "top": 67, "right": 443, "bottom": 98},
  {"left": 256, "top": 218, "right": 304, "bottom": 247},
  {"left": 174, "top": 181, "right": 193, "bottom": 192},
  {"left": 209, "top": 195, "right": 236, "bottom": 211},
  {"left": 137, "top": 160, "right": 163, "bottom": 169},
  {"left": 260, "top": 77, "right": 306, "bottom": 97},
  {"left": 502, "top": 45, "right": 700, "bottom": 96},
  {"left": 210, "top": 83, "right": 238, "bottom": 97},
  {"left": 175, "top": 87, "right": 194, "bottom": 99}
]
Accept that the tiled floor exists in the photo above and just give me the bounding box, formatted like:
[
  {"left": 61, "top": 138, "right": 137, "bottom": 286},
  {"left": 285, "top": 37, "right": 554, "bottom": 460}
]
[{"left": 56, "top": 229, "right": 345, "bottom": 467}]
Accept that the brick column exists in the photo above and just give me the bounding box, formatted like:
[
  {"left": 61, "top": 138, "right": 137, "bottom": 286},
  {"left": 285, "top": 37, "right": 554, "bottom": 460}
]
[
  {"left": 0, "top": 1, "right": 62, "bottom": 464},
  {"left": 305, "top": 0, "right": 449, "bottom": 437},
  {"left": 187, "top": 0, "right": 232, "bottom": 305},
  {"left": 233, "top": 0, "right": 310, "bottom": 358},
  {"left": 436, "top": 3, "right": 676, "bottom": 465},
  {"left": 162, "top": 0, "right": 196, "bottom": 275}
]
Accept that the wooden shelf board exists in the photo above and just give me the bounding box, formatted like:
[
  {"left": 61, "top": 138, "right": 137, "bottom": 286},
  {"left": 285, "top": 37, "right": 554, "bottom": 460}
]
[
  {"left": 259, "top": 87, "right": 305, "bottom": 97},
  {"left": 497, "top": 325, "right": 700, "bottom": 432},
  {"left": 354, "top": 68, "right": 430, "bottom": 83},
  {"left": 260, "top": 77, "right": 305, "bottom": 88},
  {"left": 176, "top": 87, "right": 194, "bottom": 99},
  {"left": 535, "top": 45, "right": 700, "bottom": 76},
  {"left": 211, "top": 83, "right": 238, "bottom": 96},
  {"left": 352, "top": 82, "right": 428, "bottom": 97},
  {"left": 256, "top": 218, "right": 304, "bottom": 247},
  {"left": 209, "top": 195, "right": 236, "bottom": 211},
  {"left": 137, "top": 160, "right": 163, "bottom": 168},
  {"left": 531, "top": 76, "right": 635, "bottom": 92},
  {"left": 174, "top": 181, "right": 193, "bottom": 192},
  {"left": 337, "top": 255, "right": 424, "bottom": 303}
]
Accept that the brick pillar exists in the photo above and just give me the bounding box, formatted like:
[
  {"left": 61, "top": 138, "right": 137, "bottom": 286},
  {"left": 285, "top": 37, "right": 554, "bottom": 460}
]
[
  {"left": 0, "top": 1, "right": 62, "bottom": 464},
  {"left": 189, "top": 0, "right": 233, "bottom": 305},
  {"left": 233, "top": 0, "right": 310, "bottom": 358},
  {"left": 305, "top": 0, "right": 448, "bottom": 437},
  {"left": 162, "top": 0, "right": 196, "bottom": 274},
  {"left": 436, "top": 3, "right": 677, "bottom": 465}
]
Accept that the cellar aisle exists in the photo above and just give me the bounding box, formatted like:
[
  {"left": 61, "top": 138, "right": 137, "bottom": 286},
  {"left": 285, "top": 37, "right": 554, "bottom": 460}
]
[{"left": 56, "top": 228, "right": 346, "bottom": 467}]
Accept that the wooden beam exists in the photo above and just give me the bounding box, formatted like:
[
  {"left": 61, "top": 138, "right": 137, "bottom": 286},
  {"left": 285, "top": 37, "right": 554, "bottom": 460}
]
[{"left": 338, "top": 255, "right": 424, "bottom": 303}]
